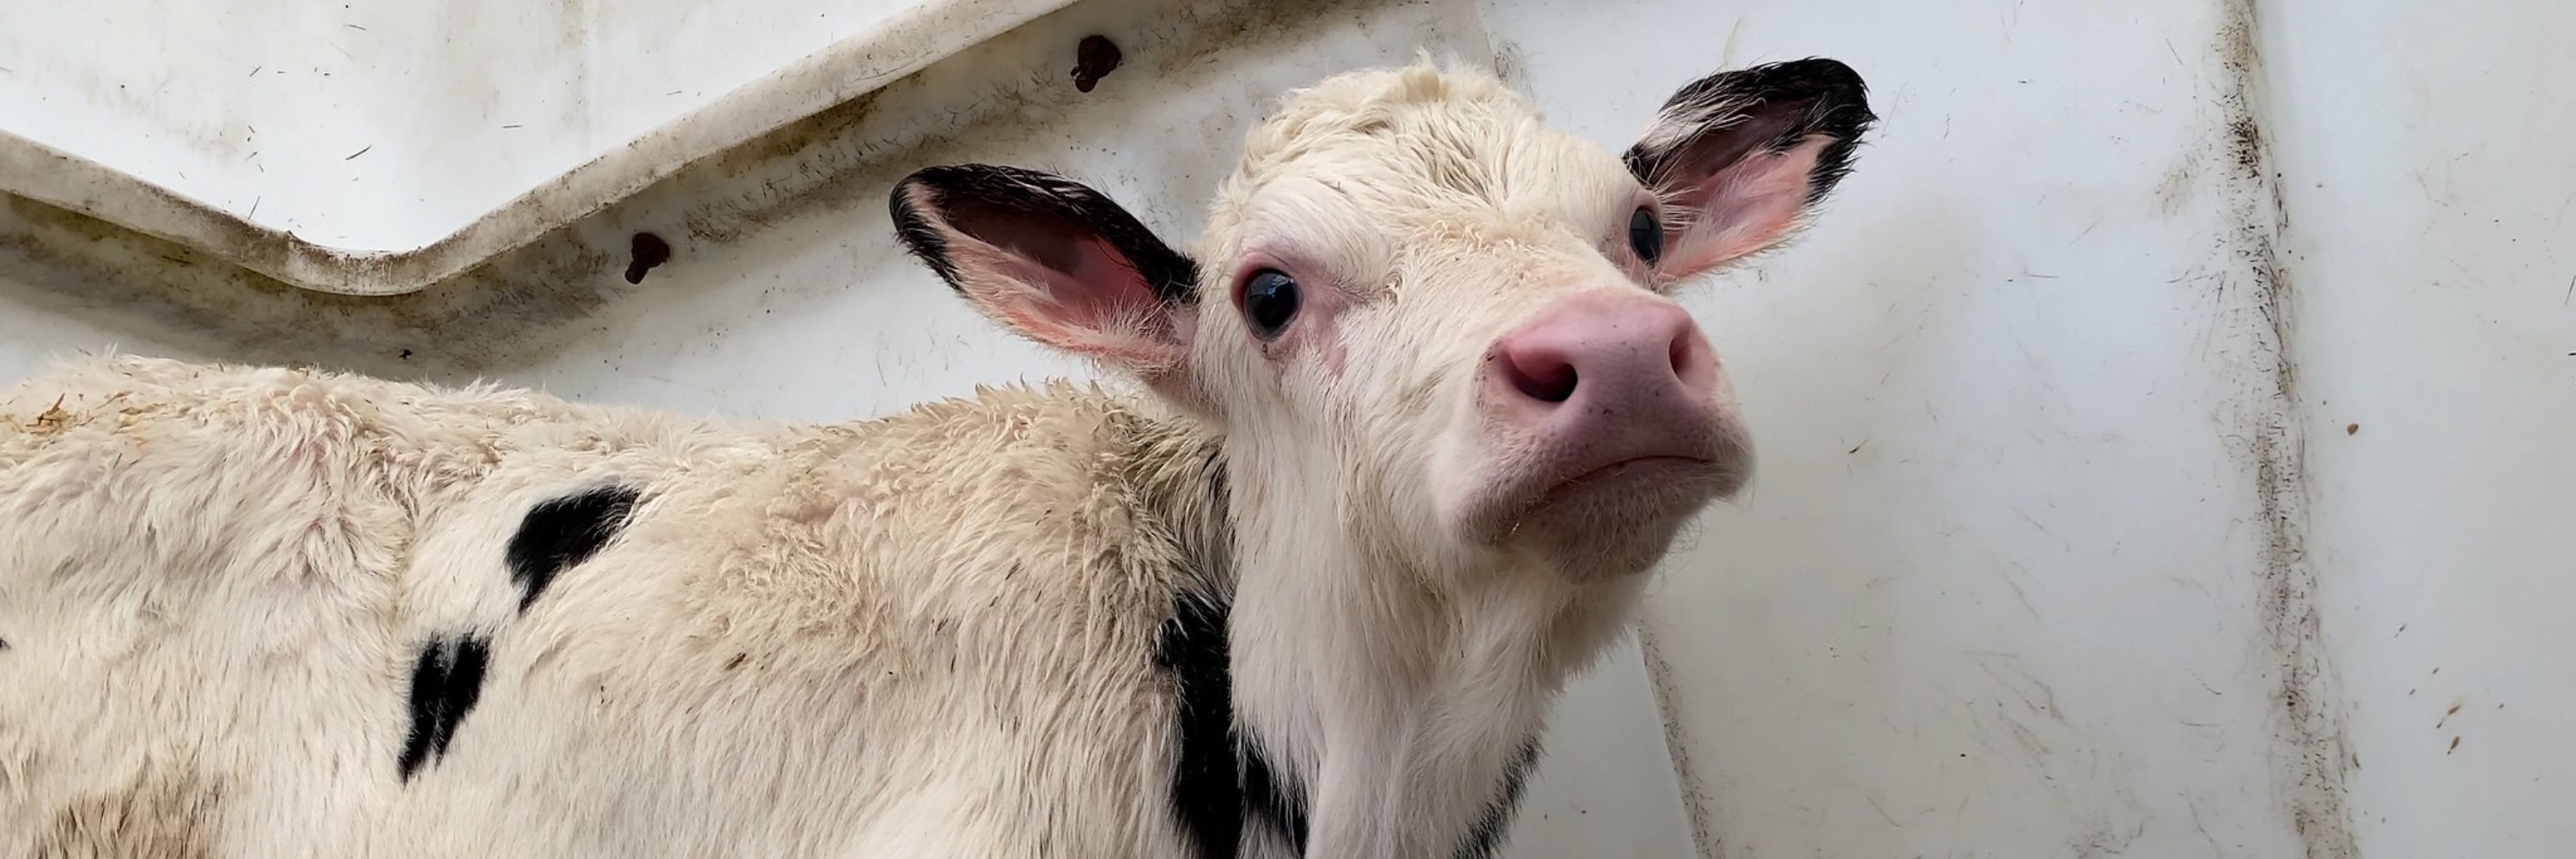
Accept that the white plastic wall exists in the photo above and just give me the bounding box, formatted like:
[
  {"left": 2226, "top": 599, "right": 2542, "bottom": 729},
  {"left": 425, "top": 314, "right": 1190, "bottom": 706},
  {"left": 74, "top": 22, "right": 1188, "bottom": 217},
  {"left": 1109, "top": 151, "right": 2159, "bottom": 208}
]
[
  {"left": 3, "top": 0, "right": 2571, "bottom": 856},
  {"left": 1543, "top": 1, "right": 2335, "bottom": 856},
  {"left": 2265, "top": 0, "right": 2576, "bottom": 854},
  {"left": 0, "top": 0, "right": 1047, "bottom": 250}
]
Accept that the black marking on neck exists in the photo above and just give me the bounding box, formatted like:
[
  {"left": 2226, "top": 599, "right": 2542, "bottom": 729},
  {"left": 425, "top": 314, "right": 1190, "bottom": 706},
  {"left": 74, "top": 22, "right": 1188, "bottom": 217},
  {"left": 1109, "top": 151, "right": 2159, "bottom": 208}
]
[
  {"left": 1157, "top": 587, "right": 1239, "bottom": 857},
  {"left": 1242, "top": 735, "right": 1310, "bottom": 855},
  {"left": 1146, "top": 440, "right": 1541, "bottom": 857},
  {"left": 1152, "top": 436, "right": 1321, "bottom": 857},
  {"left": 1154, "top": 587, "right": 1311, "bottom": 859},
  {"left": 506, "top": 485, "right": 641, "bottom": 612},
  {"left": 1452, "top": 738, "right": 1543, "bottom": 859},
  {"left": 396, "top": 633, "right": 491, "bottom": 780}
]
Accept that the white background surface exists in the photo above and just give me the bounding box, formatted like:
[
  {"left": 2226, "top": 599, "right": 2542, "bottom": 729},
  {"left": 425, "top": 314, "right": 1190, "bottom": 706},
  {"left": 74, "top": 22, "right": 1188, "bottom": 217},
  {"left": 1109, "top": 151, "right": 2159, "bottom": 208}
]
[
  {"left": 4, "top": 0, "right": 2569, "bottom": 856},
  {"left": 0, "top": 0, "right": 951, "bottom": 249}
]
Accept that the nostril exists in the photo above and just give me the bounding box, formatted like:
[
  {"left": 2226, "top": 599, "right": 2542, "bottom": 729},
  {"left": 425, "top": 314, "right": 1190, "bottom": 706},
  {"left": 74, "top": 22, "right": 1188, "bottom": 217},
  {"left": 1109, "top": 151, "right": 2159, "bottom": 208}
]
[
  {"left": 1503, "top": 346, "right": 1579, "bottom": 404},
  {"left": 1666, "top": 320, "right": 1718, "bottom": 391}
]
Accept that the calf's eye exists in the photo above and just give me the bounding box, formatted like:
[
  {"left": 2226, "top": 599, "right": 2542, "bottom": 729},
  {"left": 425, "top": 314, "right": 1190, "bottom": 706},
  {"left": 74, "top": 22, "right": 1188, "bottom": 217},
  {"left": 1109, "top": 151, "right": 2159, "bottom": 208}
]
[
  {"left": 1242, "top": 270, "right": 1300, "bottom": 339},
  {"left": 1629, "top": 205, "right": 1664, "bottom": 265}
]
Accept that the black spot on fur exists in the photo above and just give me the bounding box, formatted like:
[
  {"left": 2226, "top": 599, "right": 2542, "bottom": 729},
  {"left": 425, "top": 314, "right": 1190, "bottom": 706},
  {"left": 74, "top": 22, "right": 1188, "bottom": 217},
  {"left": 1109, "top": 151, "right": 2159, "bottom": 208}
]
[
  {"left": 1624, "top": 58, "right": 1877, "bottom": 211},
  {"left": 506, "top": 485, "right": 641, "bottom": 612},
  {"left": 1451, "top": 739, "right": 1542, "bottom": 859},
  {"left": 889, "top": 164, "right": 1200, "bottom": 306},
  {"left": 396, "top": 634, "right": 491, "bottom": 780},
  {"left": 1242, "top": 737, "right": 1309, "bottom": 855},
  {"left": 1152, "top": 448, "right": 1302, "bottom": 859},
  {"left": 1153, "top": 584, "right": 1309, "bottom": 857},
  {"left": 1157, "top": 588, "right": 1243, "bottom": 858}
]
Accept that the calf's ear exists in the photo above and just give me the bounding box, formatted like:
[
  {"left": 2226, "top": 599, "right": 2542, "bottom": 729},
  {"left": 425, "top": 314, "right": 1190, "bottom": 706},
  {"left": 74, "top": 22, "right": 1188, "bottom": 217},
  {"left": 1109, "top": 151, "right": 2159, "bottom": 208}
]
[
  {"left": 890, "top": 165, "right": 1200, "bottom": 374},
  {"left": 1625, "top": 58, "right": 1876, "bottom": 280}
]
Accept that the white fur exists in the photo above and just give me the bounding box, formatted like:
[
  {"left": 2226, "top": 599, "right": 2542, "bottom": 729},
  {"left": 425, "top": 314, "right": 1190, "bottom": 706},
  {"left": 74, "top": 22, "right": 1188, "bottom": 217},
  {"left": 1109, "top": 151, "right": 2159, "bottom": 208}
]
[
  {"left": 0, "top": 358, "right": 1220, "bottom": 859},
  {"left": 0, "top": 59, "right": 1852, "bottom": 859},
  {"left": 1193, "top": 65, "right": 1690, "bottom": 858}
]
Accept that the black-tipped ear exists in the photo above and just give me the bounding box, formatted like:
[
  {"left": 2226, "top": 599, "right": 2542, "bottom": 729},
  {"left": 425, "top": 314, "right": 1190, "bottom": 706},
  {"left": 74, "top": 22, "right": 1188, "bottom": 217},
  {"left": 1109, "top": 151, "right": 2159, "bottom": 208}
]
[
  {"left": 890, "top": 164, "right": 1200, "bottom": 305},
  {"left": 1623, "top": 58, "right": 1876, "bottom": 277},
  {"left": 887, "top": 165, "right": 1200, "bottom": 369}
]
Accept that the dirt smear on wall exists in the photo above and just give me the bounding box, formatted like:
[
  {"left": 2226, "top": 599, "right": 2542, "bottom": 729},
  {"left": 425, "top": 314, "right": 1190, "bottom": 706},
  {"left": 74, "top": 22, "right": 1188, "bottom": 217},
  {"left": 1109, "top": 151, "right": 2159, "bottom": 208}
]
[{"left": 2211, "top": 2, "right": 2360, "bottom": 856}]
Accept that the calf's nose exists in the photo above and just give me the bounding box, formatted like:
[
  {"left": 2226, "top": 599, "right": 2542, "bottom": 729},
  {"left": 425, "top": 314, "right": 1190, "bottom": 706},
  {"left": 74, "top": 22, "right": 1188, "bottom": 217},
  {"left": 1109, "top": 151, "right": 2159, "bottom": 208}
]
[{"left": 1489, "top": 290, "right": 1717, "bottom": 417}]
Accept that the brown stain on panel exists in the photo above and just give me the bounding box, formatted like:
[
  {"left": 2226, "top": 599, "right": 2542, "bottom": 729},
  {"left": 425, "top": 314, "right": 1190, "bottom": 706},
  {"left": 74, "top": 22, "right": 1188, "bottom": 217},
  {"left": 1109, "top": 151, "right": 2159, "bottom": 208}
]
[
  {"left": 2213, "top": 1, "right": 2358, "bottom": 856},
  {"left": 1638, "top": 625, "right": 1723, "bottom": 859}
]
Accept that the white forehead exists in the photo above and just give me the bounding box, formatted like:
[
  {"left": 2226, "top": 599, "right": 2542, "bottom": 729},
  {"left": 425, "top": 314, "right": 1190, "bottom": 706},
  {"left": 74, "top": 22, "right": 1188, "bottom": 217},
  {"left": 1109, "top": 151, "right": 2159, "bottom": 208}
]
[{"left": 1201, "top": 63, "right": 1641, "bottom": 268}]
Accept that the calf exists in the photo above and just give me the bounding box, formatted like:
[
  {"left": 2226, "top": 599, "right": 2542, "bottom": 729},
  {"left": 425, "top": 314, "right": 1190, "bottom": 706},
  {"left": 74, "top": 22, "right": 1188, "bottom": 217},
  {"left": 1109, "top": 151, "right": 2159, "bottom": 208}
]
[{"left": 0, "top": 58, "right": 1871, "bottom": 859}]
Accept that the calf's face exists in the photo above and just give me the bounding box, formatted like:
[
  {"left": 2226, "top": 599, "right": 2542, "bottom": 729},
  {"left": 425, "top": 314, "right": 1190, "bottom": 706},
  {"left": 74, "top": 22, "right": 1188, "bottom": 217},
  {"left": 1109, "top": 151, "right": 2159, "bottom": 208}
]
[{"left": 893, "top": 59, "right": 1872, "bottom": 579}]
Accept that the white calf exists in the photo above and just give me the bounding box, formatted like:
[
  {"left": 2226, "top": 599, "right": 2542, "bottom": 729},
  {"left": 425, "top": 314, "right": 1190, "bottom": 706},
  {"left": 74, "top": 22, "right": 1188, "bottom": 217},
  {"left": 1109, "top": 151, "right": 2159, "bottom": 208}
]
[{"left": 0, "top": 58, "right": 1872, "bottom": 859}]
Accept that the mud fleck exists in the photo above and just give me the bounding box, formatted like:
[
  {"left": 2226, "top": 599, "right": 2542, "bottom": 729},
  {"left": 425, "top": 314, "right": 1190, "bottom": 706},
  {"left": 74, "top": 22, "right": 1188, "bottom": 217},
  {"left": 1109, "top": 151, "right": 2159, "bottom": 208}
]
[
  {"left": 624, "top": 233, "right": 672, "bottom": 284},
  {"left": 1072, "top": 35, "right": 1122, "bottom": 93},
  {"left": 2155, "top": 154, "right": 2201, "bottom": 216},
  {"left": 1490, "top": 38, "right": 1528, "bottom": 88},
  {"left": 2345, "top": 423, "right": 2359, "bottom": 436},
  {"left": 29, "top": 394, "right": 70, "bottom": 433}
]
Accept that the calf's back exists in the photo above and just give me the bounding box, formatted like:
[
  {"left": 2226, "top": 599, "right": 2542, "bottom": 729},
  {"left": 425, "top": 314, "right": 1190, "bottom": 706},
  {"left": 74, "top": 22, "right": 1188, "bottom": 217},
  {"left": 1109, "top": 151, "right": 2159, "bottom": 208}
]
[{"left": 0, "top": 355, "right": 1223, "bottom": 859}]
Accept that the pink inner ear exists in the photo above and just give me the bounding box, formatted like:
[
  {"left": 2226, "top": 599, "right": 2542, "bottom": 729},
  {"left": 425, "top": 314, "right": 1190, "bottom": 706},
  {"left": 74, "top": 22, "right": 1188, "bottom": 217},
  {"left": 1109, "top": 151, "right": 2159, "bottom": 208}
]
[
  {"left": 1666, "top": 135, "right": 1831, "bottom": 277},
  {"left": 986, "top": 232, "right": 1155, "bottom": 326},
  {"left": 947, "top": 235, "right": 1187, "bottom": 367}
]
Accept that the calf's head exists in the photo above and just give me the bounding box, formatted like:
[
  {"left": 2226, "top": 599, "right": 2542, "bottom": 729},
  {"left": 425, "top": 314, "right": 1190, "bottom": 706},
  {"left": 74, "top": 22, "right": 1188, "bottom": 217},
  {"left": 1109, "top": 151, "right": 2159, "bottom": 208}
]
[{"left": 893, "top": 59, "right": 1872, "bottom": 580}]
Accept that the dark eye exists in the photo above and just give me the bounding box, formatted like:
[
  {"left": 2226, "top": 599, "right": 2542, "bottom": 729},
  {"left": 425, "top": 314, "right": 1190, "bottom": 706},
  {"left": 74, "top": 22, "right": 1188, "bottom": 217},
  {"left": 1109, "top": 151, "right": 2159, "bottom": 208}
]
[
  {"left": 1242, "top": 269, "right": 1300, "bottom": 339},
  {"left": 1628, "top": 205, "right": 1663, "bottom": 265}
]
